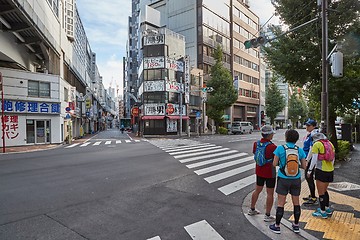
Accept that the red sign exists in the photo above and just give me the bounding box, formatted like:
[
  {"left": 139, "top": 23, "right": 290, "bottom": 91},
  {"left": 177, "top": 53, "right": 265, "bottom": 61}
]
[
  {"left": 131, "top": 107, "right": 139, "bottom": 116},
  {"left": 166, "top": 104, "right": 174, "bottom": 114}
]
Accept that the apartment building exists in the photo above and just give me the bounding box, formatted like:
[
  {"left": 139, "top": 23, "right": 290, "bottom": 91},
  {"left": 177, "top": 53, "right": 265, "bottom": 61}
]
[{"left": 126, "top": 0, "right": 261, "bottom": 129}]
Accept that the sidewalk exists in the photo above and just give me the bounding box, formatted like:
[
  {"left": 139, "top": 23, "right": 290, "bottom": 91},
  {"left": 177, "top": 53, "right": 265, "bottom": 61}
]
[{"left": 243, "top": 144, "right": 360, "bottom": 240}]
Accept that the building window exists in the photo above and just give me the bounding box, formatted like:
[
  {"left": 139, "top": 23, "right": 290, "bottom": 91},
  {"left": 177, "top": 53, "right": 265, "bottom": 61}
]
[
  {"left": 28, "top": 81, "right": 51, "bottom": 98},
  {"left": 64, "top": 87, "right": 69, "bottom": 101}
]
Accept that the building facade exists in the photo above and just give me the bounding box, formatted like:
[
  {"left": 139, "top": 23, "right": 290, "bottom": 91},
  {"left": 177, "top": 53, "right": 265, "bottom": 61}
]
[{"left": 0, "top": 0, "right": 117, "bottom": 147}]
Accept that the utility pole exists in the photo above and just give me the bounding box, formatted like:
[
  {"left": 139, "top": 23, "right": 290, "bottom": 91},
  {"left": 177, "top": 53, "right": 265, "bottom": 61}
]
[{"left": 320, "top": 0, "right": 329, "bottom": 134}]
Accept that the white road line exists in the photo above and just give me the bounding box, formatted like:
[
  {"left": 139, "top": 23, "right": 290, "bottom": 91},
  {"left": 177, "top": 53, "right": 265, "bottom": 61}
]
[
  {"left": 161, "top": 143, "right": 211, "bottom": 151},
  {"left": 184, "top": 220, "right": 224, "bottom": 240},
  {"left": 105, "top": 141, "right": 111, "bottom": 145},
  {"left": 125, "top": 140, "right": 131, "bottom": 143},
  {"left": 185, "top": 152, "right": 247, "bottom": 167},
  {"left": 116, "top": 140, "right": 121, "bottom": 144},
  {"left": 169, "top": 146, "right": 221, "bottom": 155},
  {"left": 65, "top": 143, "right": 80, "bottom": 148},
  {"left": 179, "top": 150, "right": 240, "bottom": 164},
  {"left": 204, "top": 163, "right": 255, "bottom": 183},
  {"left": 164, "top": 143, "right": 215, "bottom": 152},
  {"left": 93, "top": 141, "right": 101, "bottom": 146},
  {"left": 228, "top": 137, "right": 257, "bottom": 143},
  {"left": 174, "top": 148, "right": 229, "bottom": 159},
  {"left": 147, "top": 236, "right": 161, "bottom": 240},
  {"left": 80, "top": 142, "right": 91, "bottom": 147},
  {"left": 218, "top": 174, "right": 256, "bottom": 195},
  {"left": 194, "top": 156, "right": 254, "bottom": 175},
  {"left": 135, "top": 140, "right": 140, "bottom": 142}
]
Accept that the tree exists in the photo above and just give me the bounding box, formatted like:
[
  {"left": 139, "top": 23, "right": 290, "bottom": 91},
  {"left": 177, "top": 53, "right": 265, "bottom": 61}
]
[
  {"left": 264, "top": 0, "right": 360, "bottom": 144},
  {"left": 206, "top": 45, "right": 238, "bottom": 131},
  {"left": 265, "top": 77, "right": 285, "bottom": 125},
  {"left": 288, "top": 93, "right": 308, "bottom": 128}
]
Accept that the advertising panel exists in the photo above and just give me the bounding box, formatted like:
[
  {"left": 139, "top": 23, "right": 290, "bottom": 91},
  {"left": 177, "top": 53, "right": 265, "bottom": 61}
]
[
  {"left": 144, "top": 57, "right": 165, "bottom": 69},
  {"left": 144, "top": 80, "right": 165, "bottom": 92},
  {"left": 166, "top": 58, "right": 184, "bottom": 72},
  {"left": 144, "top": 103, "right": 165, "bottom": 115}
]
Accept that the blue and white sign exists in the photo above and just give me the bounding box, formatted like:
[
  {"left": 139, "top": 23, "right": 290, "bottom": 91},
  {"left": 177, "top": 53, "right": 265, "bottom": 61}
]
[
  {"left": 0, "top": 100, "right": 61, "bottom": 114},
  {"left": 196, "top": 111, "right": 201, "bottom": 119}
]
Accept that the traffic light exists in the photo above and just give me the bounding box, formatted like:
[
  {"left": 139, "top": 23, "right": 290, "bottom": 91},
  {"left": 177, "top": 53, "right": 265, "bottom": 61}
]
[{"left": 244, "top": 36, "right": 267, "bottom": 49}]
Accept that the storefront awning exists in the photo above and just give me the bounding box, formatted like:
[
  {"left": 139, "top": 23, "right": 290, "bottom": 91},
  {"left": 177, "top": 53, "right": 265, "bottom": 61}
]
[
  {"left": 167, "top": 116, "right": 189, "bottom": 120},
  {"left": 141, "top": 116, "right": 165, "bottom": 120}
]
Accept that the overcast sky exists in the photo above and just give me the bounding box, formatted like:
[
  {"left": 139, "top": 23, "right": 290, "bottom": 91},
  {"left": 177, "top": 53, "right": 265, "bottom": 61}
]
[{"left": 76, "top": 0, "right": 280, "bottom": 93}]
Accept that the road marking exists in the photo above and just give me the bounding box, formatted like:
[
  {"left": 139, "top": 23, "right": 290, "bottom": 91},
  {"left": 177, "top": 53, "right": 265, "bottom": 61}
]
[
  {"left": 204, "top": 163, "right": 254, "bottom": 183},
  {"left": 125, "top": 140, "right": 131, "bottom": 143},
  {"left": 168, "top": 146, "right": 221, "bottom": 155},
  {"left": 147, "top": 236, "right": 161, "bottom": 240},
  {"left": 135, "top": 140, "right": 140, "bottom": 142},
  {"left": 174, "top": 148, "right": 229, "bottom": 159},
  {"left": 179, "top": 150, "right": 240, "bottom": 164},
  {"left": 228, "top": 137, "right": 257, "bottom": 143},
  {"left": 218, "top": 174, "right": 256, "bottom": 195},
  {"left": 116, "top": 140, "right": 121, "bottom": 144},
  {"left": 185, "top": 152, "right": 248, "bottom": 168},
  {"left": 93, "top": 141, "right": 101, "bottom": 146},
  {"left": 161, "top": 143, "right": 212, "bottom": 151},
  {"left": 194, "top": 156, "right": 254, "bottom": 175},
  {"left": 80, "top": 142, "right": 91, "bottom": 147},
  {"left": 65, "top": 143, "right": 80, "bottom": 148},
  {"left": 105, "top": 141, "right": 111, "bottom": 145},
  {"left": 184, "top": 220, "right": 224, "bottom": 240}
]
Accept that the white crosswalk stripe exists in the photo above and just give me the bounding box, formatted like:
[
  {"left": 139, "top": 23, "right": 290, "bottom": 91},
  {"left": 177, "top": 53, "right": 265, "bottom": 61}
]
[
  {"left": 105, "top": 141, "right": 111, "bottom": 145},
  {"left": 125, "top": 140, "right": 131, "bottom": 143},
  {"left": 80, "top": 142, "right": 91, "bottom": 147},
  {"left": 149, "top": 139, "right": 257, "bottom": 196},
  {"left": 184, "top": 220, "right": 225, "bottom": 240},
  {"left": 116, "top": 140, "right": 121, "bottom": 144},
  {"left": 147, "top": 236, "right": 161, "bottom": 240},
  {"left": 93, "top": 141, "right": 101, "bottom": 146},
  {"left": 64, "top": 143, "right": 80, "bottom": 148}
]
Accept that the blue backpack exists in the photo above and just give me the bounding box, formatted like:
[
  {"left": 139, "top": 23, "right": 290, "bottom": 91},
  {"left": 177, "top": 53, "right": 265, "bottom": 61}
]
[{"left": 254, "top": 141, "right": 273, "bottom": 166}]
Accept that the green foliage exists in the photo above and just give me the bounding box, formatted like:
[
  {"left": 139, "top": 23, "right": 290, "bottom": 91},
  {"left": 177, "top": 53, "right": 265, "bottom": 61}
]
[
  {"left": 218, "top": 126, "right": 228, "bottom": 135},
  {"left": 265, "top": 77, "right": 285, "bottom": 124},
  {"left": 336, "top": 140, "right": 351, "bottom": 161},
  {"left": 207, "top": 45, "right": 238, "bottom": 127},
  {"left": 265, "top": 0, "right": 360, "bottom": 138},
  {"left": 288, "top": 93, "right": 308, "bottom": 127}
]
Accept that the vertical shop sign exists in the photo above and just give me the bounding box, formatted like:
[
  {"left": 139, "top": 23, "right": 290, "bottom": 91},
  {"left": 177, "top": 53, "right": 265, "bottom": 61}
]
[
  {"left": 184, "top": 56, "right": 190, "bottom": 103},
  {"left": 3, "top": 115, "right": 19, "bottom": 139}
]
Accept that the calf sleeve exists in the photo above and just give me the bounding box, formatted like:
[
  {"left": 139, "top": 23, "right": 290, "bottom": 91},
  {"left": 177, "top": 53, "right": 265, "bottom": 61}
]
[
  {"left": 324, "top": 191, "right": 330, "bottom": 207},
  {"left": 276, "top": 207, "right": 284, "bottom": 225},
  {"left": 294, "top": 205, "right": 301, "bottom": 224},
  {"left": 305, "top": 176, "right": 316, "bottom": 198},
  {"left": 319, "top": 194, "right": 326, "bottom": 211}
]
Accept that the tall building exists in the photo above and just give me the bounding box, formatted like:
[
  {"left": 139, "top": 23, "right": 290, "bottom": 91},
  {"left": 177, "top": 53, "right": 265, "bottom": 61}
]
[{"left": 126, "top": 0, "right": 261, "bottom": 129}]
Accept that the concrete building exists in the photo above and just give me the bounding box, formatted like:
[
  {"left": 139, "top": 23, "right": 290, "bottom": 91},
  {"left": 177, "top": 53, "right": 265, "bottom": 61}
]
[
  {"left": 126, "top": 0, "right": 261, "bottom": 130},
  {"left": 0, "top": 0, "right": 117, "bottom": 147}
]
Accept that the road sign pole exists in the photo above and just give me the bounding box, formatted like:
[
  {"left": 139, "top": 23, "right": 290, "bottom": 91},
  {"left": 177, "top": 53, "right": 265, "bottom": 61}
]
[{"left": 0, "top": 72, "right": 5, "bottom": 153}]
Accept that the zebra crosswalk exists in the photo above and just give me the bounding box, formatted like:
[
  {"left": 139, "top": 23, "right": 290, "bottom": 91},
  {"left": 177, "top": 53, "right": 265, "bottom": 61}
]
[
  {"left": 147, "top": 219, "right": 224, "bottom": 240},
  {"left": 64, "top": 139, "right": 144, "bottom": 148},
  {"left": 149, "top": 139, "right": 256, "bottom": 196}
]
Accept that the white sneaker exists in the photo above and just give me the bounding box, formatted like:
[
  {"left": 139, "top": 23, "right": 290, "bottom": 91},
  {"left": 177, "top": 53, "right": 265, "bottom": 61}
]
[
  {"left": 264, "top": 215, "right": 276, "bottom": 222},
  {"left": 248, "top": 209, "right": 260, "bottom": 216}
]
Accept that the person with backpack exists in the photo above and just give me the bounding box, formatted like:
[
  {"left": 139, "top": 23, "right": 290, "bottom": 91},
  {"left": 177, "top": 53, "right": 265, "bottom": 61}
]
[
  {"left": 269, "top": 129, "right": 307, "bottom": 234},
  {"left": 248, "top": 125, "right": 277, "bottom": 222},
  {"left": 307, "top": 132, "right": 335, "bottom": 218},
  {"left": 303, "top": 118, "right": 319, "bottom": 205}
]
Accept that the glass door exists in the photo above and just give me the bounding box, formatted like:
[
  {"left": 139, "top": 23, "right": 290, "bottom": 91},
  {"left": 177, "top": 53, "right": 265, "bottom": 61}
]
[
  {"left": 36, "top": 121, "right": 45, "bottom": 144},
  {"left": 26, "top": 120, "right": 35, "bottom": 144}
]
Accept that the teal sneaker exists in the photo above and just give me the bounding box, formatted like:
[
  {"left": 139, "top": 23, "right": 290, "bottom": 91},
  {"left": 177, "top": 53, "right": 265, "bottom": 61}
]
[
  {"left": 325, "top": 207, "right": 333, "bottom": 215},
  {"left": 312, "top": 208, "right": 328, "bottom": 219}
]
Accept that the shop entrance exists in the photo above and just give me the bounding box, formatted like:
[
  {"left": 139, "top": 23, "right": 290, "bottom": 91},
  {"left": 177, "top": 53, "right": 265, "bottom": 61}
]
[{"left": 26, "top": 120, "right": 51, "bottom": 144}]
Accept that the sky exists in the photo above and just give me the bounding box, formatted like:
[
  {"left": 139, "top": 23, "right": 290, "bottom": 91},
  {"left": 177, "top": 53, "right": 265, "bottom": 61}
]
[{"left": 76, "top": 0, "right": 280, "bottom": 93}]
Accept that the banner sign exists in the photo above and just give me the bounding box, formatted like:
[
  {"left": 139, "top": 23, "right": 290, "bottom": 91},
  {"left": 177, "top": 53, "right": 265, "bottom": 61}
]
[
  {"left": 144, "top": 103, "right": 165, "bottom": 115},
  {"left": 0, "top": 100, "right": 61, "bottom": 114},
  {"left": 167, "top": 104, "right": 186, "bottom": 116},
  {"left": 144, "top": 80, "right": 165, "bottom": 92},
  {"left": 165, "top": 81, "right": 182, "bottom": 93},
  {"left": 184, "top": 55, "right": 190, "bottom": 103},
  {"left": 144, "top": 35, "right": 165, "bottom": 46},
  {"left": 166, "top": 58, "right": 184, "bottom": 72},
  {"left": 144, "top": 57, "right": 165, "bottom": 69},
  {"left": 167, "top": 118, "right": 177, "bottom": 132}
]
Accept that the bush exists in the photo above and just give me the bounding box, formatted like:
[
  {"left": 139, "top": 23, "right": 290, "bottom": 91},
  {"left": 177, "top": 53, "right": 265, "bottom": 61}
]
[
  {"left": 337, "top": 140, "right": 350, "bottom": 161},
  {"left": 218, "top": 127, "right": 228, "bottom": 135}
]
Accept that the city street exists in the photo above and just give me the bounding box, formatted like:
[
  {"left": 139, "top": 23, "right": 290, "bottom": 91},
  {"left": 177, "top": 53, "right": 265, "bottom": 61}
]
[
  {"left": 1, "top": 129, "right": 360, "bottom": 239},
  {"left": 0, "top": 129, "right": 296, "bottom": 240}
]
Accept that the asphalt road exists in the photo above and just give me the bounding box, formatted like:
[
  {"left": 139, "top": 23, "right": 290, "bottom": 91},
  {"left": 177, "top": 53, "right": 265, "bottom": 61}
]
[{"left": 0, "top": 128, "right": 308, "bottom": 240}]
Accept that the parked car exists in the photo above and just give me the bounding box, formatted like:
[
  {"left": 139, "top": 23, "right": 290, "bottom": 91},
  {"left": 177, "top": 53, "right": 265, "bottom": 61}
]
[
  {"left": 335, "top": 125, "right": 342, "bottom": 139},
  {"left": 231, "top": 121, "right": 254, "bottom": 134}
]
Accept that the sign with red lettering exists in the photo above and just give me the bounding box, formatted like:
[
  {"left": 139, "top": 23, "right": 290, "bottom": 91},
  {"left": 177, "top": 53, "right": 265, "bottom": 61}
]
[
  {"left": 131, "top": 107, "right": 139, "bottom": 117},
  {"left": 166, "top": 104, "right": 174, "bottom": 114},
  {"left": 2, "top": 115, "right": 19, "bottom": 139},
  {"left": 144, "top": 57, "right": 165, "bottom": 69},
  {"left": 166, "top": 81, "right": 182, "bottom": 93}
]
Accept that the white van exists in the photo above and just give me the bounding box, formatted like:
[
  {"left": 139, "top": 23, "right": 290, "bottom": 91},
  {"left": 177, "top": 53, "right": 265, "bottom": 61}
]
[{"left": 231, "top": 121, "right": 254, "bottom": 134}]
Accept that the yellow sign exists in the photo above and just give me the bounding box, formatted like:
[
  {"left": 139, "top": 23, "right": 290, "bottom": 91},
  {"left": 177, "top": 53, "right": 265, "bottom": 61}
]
[{"left": 85, "top": 99, "right": 91, "bottom": 108}]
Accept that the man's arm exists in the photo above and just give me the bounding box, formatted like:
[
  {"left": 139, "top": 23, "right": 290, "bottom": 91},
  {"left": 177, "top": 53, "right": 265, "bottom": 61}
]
[{"left": 273, "top": 155, "right": 279, "bottom": 167}]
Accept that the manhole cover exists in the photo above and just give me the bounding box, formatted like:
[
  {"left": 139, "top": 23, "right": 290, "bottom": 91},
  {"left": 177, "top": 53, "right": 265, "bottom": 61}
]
[{"left": 328, "top": 182, "right": 360, "bottom": 191}]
